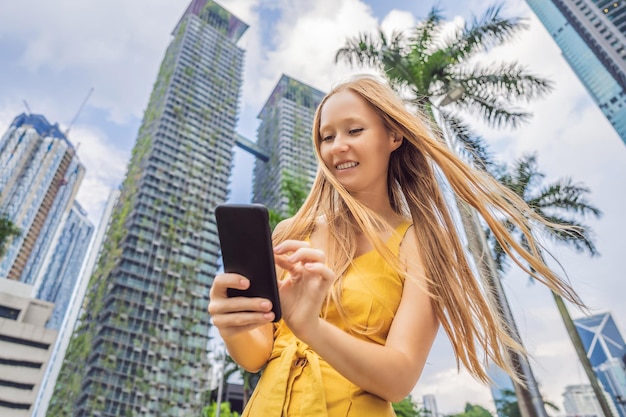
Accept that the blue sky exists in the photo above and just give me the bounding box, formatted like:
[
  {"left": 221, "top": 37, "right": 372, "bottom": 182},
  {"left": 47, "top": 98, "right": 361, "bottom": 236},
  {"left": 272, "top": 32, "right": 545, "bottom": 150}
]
[{"left": 1, "top": 0, "right": 625, "bottom": 413}]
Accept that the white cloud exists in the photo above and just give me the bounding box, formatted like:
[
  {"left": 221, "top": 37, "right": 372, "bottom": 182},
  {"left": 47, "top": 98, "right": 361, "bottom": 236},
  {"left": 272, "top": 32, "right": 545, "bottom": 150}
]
[{"left": 70, "top": 125, "right": 129, "bottom": 222}]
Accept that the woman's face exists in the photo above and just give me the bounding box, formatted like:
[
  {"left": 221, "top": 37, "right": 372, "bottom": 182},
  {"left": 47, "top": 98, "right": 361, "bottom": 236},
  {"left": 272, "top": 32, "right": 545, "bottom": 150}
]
[{"left": 318, "top": 90, "right": 401, "bottom": 195}]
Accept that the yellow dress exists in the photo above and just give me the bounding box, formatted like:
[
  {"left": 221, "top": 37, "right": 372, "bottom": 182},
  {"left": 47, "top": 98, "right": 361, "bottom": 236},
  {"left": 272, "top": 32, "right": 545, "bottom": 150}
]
[{"left": 242, "top": 221, "right": 413, "bottom": 417}]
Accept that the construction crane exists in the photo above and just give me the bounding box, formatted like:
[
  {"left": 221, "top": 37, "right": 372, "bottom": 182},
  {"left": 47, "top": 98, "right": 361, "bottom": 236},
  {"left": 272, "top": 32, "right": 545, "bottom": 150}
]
[{"left": 65, "top": 87, "right": 94, "bottom": 137}]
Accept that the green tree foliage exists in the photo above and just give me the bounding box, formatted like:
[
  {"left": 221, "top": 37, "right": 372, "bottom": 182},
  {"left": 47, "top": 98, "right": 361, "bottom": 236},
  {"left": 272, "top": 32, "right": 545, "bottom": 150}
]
[
  {"left": 393, "top": 396, "right": 423, "bottom": 417},
  {"left": 202, "top": 401, "right": 240, "bottom": 417},
  {"left": 268, "top": 172, "right": 309, "bottom": 230},
  {"left": 450, "top": 403, "right": 494, "bottom": 417},
  {"left": 0, "top": 213, "right": 21, "bottom": 260}
]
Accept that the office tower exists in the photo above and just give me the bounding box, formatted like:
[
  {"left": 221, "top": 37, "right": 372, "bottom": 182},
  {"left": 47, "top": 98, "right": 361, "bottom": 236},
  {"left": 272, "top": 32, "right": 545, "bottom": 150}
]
[
  {"left": 575, "top": 312, "right": 626, "bottom": 417},
  {"left": 48, "top": 1, "right": 247, "bottom": 415},
  {"left": 423, "top": 394, "right": 439, "bottom": 417},
  {"left": 35, "top": 202, "right": 94, "bottom": 330},
  {"left": 0, "top": 113, "right": 85, "bottom": 283},
  {"left": 526, "top": 0, "right": 626, "bottom": 145},
  {"left": 33, "top": 191, "right": 118, "bottom": 417},
  {"left": 0, "top": 279, "right": 57, "bottom": 417},
  {"left": 563, "top": 384, "right": 617, "bottom": 417},
  {"left": 252, "top": 74, "right": 325, "bottom": 215}
]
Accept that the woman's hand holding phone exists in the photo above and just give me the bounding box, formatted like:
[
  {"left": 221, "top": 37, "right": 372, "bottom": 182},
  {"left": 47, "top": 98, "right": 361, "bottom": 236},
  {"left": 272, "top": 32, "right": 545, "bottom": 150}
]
[{"left": 208, "top": 273, "right": 276, "bottom": 339}]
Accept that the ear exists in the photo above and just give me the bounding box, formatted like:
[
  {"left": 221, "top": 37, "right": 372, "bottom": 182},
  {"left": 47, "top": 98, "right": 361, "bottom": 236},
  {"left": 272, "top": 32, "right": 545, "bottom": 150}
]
[{"left": 390, "top": 131, "right": 403, "bottom": 151}]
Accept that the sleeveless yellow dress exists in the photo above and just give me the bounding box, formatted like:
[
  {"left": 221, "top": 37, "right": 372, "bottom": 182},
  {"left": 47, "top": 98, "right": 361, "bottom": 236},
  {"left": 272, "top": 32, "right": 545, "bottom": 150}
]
[{"left": 242, "top": 221, "right": 413, "bottom": 417}]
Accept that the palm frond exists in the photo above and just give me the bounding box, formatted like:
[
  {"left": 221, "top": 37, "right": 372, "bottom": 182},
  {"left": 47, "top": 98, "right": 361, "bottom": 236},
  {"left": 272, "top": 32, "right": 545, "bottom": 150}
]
[
  {"left": 529, "top": 178, "right": 602, "bottom": 218},
  {"left": 457, "top": 62, "right": 553, "bottom": 102},
  {"left": 408, "top": 6, "right": 446, "bottom": 58},
  {"left": 539, "top": 215, "right": 600, "bottom": 256},
  {"left": 335, "top": 30, "right": 390, "bottom": 68},
  {"left": 449, "top": 4, "right": 528, "bottom": 63},
  {"left": 456, "top": 91, "right": 530, "bottom": 129}
]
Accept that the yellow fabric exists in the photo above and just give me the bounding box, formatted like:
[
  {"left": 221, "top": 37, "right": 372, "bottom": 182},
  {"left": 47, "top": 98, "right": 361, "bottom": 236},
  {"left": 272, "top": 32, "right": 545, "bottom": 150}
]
[{"left": 242, "top": 221, "right": 413, "bottom": 417}]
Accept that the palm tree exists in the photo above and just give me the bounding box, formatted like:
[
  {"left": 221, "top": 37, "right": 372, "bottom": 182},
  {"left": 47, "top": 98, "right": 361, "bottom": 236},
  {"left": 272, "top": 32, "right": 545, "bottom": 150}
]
[
  {"left": 488, "top": 154, "right": 612, "bottom": 417},
  {"left": 336, "top": 6, "right": 553, "bottom": 417},
  {"left": 0, "top": 213, "right": 21, "bottom": 260}
]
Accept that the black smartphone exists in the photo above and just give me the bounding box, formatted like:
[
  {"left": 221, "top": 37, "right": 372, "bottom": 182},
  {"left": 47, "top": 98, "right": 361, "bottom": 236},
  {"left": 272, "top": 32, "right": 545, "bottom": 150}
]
[{"left": 214, "top": 203, "right": 281, "bottom": 322}]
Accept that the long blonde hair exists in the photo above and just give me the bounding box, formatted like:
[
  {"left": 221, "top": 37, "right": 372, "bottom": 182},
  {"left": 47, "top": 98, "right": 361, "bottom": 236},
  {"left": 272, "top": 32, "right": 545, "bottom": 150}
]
[{"left": 272, "top": 75, "right": 583, "bottom": 383}]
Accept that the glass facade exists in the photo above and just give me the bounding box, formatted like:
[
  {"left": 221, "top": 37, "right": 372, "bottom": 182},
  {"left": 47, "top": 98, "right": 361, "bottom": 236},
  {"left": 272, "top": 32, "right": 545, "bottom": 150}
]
[
  {"left": 36, "top": 202, "right": 94, "bottom": 330},
  {"left": 252, "top": 75, "right": 325, "bottom": 215},
  {"left": 575, "top": 312, "right": 626, "bottom": 417},
  {"left": 0, "top": 113, "right": 85, "bottom": 283},
  {"left": 526, "top": 0, "right": 626, "bottom": 145},
  {"left": 49, "top": 1, "right": 248, "bottom": 415}
]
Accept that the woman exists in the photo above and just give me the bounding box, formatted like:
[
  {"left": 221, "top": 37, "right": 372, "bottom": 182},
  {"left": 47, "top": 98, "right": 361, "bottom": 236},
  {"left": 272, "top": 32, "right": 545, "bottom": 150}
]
[{"left": 208, "top": 75, "right": 582, "bottom": 416}]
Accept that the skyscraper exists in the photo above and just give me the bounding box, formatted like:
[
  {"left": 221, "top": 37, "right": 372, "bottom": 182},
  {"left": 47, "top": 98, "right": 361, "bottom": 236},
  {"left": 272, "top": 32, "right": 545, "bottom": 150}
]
[
  {"left": 562, "top": 384, "right": 617, "bottom": 417},
  {"left": 0, "top": 113, "right": 85, "bottom": 283},
  {"left": 252, "top": 74, "right": 325, "bottom": 215},
  {"left": 35, "top": 202, "right": 94, "bottom": 330},
  {"left": 423, "top": 394, "right": 439, "bottom": 417},
  {"left": 34, "top": 190, "right": 118, "bottom": 417},
  {"left": 526, "top": 0, "right": 626, "bottom": 145},
  {"left": 49, "top": 1, "right": 248, "bottom": 415},
  {"left": 575, "top": 312, "right": 626, "bottom": 417}
]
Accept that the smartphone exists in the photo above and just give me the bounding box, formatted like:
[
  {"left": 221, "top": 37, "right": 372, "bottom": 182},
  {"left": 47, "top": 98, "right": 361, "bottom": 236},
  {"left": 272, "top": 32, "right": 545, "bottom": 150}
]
[{"left": 214, "top": 203, "right": 281, "bottom": 322}]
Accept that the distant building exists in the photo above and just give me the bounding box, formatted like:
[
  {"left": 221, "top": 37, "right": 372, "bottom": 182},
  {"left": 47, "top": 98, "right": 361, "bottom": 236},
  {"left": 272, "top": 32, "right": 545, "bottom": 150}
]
[
  {"left": 526, "top": 0, "right": 626, "bottom": 145},
  {"left": 49, "top": 1, "right": 248, "bottom": 415},
  {"left": 0, "top": 279, "right": 57, "bottom": 417},
  {"left": 32, "top": 190, "right": 118, "bottom": 417},
  {"left": 0, "top": 113, "right": 85, "bottom": 283},
  {"left": 34, "top": 202, "right": 94, "bottom": 330},
  {"left": 562, "top": 384, "right": 617, "bottom": 417},
  {"left": 575, "top": 312, "right": 626, "bottom": 417},
  {"left": 423, "top": 394, "right": 439, "bottom": 417},
  {"left": 253, "top": 74, "right": 325, "bottom": 215}
]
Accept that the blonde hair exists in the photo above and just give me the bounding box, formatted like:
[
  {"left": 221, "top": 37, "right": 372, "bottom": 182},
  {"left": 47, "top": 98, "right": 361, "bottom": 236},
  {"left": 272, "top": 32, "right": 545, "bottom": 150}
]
[{"left": 273, "top": 75, "right": 582, "bottom": 384}]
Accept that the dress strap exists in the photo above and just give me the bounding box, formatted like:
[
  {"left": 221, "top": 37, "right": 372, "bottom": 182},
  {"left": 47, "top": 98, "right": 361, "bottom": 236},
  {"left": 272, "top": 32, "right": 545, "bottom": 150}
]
[{"left": 388, "top": 221, "right": 413, "bottom": 254}]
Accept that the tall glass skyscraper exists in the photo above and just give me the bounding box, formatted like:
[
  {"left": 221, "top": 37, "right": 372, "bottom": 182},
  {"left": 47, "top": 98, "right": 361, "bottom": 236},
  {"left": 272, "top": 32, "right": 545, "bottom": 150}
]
[
  {"left": 49, "top": 1, "right": 248, "bottom": 415},
  {"left": 35, "top": 202, "right": 94, "bottom": 330},
  {"left": 0, "top": 113, "right": 85, "bottom": 283},
  {"left": 252, "top": 75, "right": 325, "bottom": 215},
  {"left": 575, "top": 312, "right": 626, "bottom": 417},
  {"left": 526, "top": 0, "right": 626, "bottom": 145}
]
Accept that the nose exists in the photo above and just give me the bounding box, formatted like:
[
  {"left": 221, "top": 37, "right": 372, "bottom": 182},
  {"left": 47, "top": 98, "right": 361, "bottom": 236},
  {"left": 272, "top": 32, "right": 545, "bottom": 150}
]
[{"left": 331, "top": 134, "right": 349, "bottom": 154}]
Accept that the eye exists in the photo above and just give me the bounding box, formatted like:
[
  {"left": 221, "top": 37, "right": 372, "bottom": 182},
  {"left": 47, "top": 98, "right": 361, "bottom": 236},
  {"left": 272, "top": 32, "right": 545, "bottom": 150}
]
[
  {"left": 321, "top": 134, "right": 334, "bottom": 142},
  {"left": 348, "top": 128, "right": 363, "bottom": 135}
]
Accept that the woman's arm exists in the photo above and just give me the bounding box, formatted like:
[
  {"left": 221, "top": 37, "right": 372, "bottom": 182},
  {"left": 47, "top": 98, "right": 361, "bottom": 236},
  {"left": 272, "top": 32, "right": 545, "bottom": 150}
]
[
  {"left": 275, "top": 227, "right": 439, "bottom": 401},
  {"left": 208, "top": 272, "right": 274, "bottom": 372}
]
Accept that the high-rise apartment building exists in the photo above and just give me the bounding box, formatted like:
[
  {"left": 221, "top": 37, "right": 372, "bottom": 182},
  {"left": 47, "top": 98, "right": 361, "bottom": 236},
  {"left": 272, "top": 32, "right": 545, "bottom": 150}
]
[
  {"left": 562, "top": 384, "right": 617, "bottom": 417},
  {"left": 423, "top": 394, "right": 440, "bottom": 417},
  {"left": 33, "top": 191, "right": 118, "bottom": 417},
  {"left": 35, "top": 202, "right": 94, "bottom": 330},
  {"left": 0, "top": 113, "right": 85, "bottom": 283},
  {"left": 526, "top": 0, "right": 626, "bottom": 145},
  {"left": 252, "top": 74, "right": 325, "bottom": 215},
  {"left": 49, "top": 1, "right": 248, "bottom": 416},
  {"left": 0, "top": 279, "right": 57, "bottom": 417},
  {"left": 575, "top": 312, "right": 626, "bottom": 417}
]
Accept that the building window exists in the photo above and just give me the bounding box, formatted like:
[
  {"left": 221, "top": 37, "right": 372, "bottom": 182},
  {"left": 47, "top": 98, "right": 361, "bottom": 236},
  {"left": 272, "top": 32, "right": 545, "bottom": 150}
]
[{"left": 0, "top": 305, "right": 20, "bottom": 320}]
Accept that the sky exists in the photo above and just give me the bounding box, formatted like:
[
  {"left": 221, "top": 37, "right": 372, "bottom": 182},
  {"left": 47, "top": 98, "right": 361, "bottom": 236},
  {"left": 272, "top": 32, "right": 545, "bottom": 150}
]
[{"left": 1, "top": 0, "right": 625, "bottom": 414}]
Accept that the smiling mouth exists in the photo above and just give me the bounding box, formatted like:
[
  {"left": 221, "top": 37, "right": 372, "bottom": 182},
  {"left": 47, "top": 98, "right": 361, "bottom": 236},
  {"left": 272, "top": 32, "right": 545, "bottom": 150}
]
[{"left": 336, "top": 162, "right": 359, "bottom": 170}]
